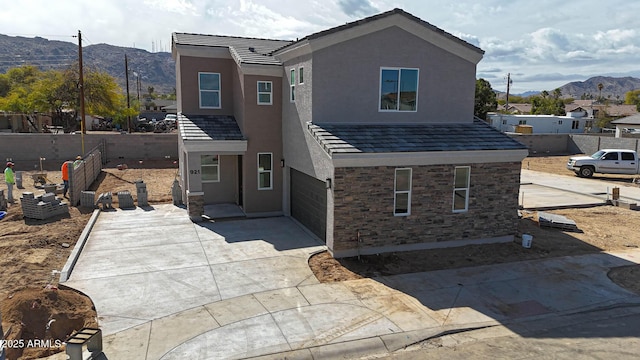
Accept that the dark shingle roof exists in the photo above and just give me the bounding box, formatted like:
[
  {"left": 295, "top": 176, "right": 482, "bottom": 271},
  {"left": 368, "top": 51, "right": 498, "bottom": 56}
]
[
  {"left": 274, "top": 8, "right": 483, "bottom": 55},
  {"left": 172, "top": 33, "right": 291, "bottom": 66},
  {"left": 308, "top": 119, "right": 527, "bottom": 155},
  {"left": 179, "top": 115, "right": 245, "bottom": 141}
]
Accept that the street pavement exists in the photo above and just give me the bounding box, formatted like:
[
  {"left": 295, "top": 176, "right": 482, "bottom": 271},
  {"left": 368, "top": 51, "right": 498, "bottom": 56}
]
[{"left": 46, "top": 171, "right": 640, "bottom": 359}]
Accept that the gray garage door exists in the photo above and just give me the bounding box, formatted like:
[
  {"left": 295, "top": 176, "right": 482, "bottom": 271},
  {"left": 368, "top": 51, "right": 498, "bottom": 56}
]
[{"left": 290, "top": 169, "right": 327, "bottom": 242}]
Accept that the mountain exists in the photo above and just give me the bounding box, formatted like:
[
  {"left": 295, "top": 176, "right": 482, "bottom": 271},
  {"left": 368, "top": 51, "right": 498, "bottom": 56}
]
[
  {"left": 558, "top": 76, "right": 640, "bottom": 100},
  {"left": 0, "top": 34, "right": 175, "bottom": 94},
  {"left": 497, "top": 76, "right": 640, "bottom": 100}
]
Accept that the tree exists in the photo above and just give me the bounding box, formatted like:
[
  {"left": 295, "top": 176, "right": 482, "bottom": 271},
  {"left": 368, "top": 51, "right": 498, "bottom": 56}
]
[
  {"left": 597, "top": 83, "right": 604, "bottom": 101},
  {"left": 625, "top": 89, "right": 640, "bottom": 111},
  {"left": 474, "top": 78, "right": 497, "bottom": 120},
  {"left": 0, "top": 65, "right": 132, "bottom": 131},
  {"left": 531, "top": 88, "right": 565, "bottom": 115}
]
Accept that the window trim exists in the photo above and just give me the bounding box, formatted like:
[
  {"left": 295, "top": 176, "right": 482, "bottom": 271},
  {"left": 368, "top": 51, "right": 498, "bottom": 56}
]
[
  {"left": 290, "top": 69, "right": 295, "bottom": 102},
  {"left": 394, "top": 168, "right": 412, "bottom": 216},
  {"left": 257, "top": 81, "right": 273, "bottom": 105},
  {"left": 379, "top": 67, "right": 419, "bottom": 113},
  {"left": 198, "top": 72, "right": 221, "bottom": 109},
  {"left": 299, "top": 67, "right": 304, "bottom": 84},
  {"left": 257, "top": 152, "right": 273, "bottom": 190},
  {"left": 201, "top": 155, "right": 220, "bottom": 183},
  {"left": 452, "top": 166, "right": 470, "bottom": 213}
]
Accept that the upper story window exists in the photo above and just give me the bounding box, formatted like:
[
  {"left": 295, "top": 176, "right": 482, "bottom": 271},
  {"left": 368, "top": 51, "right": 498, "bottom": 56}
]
[
  {"left": 257, "top": 81, "right": 272, "bottom": 105},
  {"left": 290, "top": 69, "right": 295, "bottom": 102},
  {"left": 199, "top": 72, "right": 221, "bottom": 109},
  {"left": 299, "top": 67, "right": 304, "bottom": 84},
  {"left": 379, "top": 68, "right": 418, "bottom": 112}
]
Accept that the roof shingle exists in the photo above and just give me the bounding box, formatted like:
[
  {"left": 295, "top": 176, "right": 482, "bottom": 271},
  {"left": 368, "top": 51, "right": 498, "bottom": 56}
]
[
  {"left": 172, "top": 33, "right": 291, "bottom": 66},
  {"left": 179, "top": 114, "right": 245, "bottom": 141},
  {"left": 308, "top": 119, "right": 527, "bottom": 155}
]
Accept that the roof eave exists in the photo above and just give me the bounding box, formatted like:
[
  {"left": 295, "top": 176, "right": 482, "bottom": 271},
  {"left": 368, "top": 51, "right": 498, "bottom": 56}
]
[{"left": 331, "top": 149, "right": 529, "bottom": 168}]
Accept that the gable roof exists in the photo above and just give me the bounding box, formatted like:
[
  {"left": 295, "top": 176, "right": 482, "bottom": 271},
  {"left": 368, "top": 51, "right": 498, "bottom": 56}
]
[
  {"left": 273, "top": 8, "right": 483, "bottom": 63},
  {"left": 172, "top": 33, "right": 291, "bottom": 66},
  {"left": 308, "top": 119, "right": 526, "bottom": 156}
]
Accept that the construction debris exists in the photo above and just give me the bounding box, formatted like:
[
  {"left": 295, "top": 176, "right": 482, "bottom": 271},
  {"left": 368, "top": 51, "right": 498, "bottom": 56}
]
[{"left": 537, "top": 211, "right": 579, "bottom": 231}]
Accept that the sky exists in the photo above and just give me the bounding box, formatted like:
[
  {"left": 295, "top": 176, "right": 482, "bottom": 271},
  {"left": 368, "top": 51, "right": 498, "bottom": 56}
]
[{"left": 1, "top": 0, "right": 639, "bottom": 94}]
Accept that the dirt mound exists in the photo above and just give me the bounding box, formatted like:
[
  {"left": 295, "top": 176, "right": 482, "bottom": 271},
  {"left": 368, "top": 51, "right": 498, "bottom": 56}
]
[{"left": 1, "top": 287, "right": 97, "bottom": 359}]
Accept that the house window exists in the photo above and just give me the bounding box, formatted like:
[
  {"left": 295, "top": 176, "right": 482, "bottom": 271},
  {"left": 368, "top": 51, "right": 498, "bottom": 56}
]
[
  {"left": 201, "top": 155, "right": 220, "bottom": 182},
  {"left": 502, "top": 119, "right": 507, "bottom": 125},
  {"left": 394, "top": 168, "right": 412, "bottom": 216},
  {"left": 258, "top": 153, "right": 273, "bottom": 190},
  {"left": 518, "top": 120, "right": 527, "bottom": 125},
  {"left": 572, "top": 120, "right": 579, "bottom": 129},
  {"left": 290, "top": 69, "right": 295, "bottom": 102},
  {"left": 379, "top": 68, "right": 419, "bottom": 112},
  {"left": 558, "top": 120, "right": 563, "bottom": 125},
  {"left": 257, "top": 81, "right": 272, "bottom": 105},
  {"left": 199, "top": 72, "right": 221, "bottom": 109},
  {"left": 585, "top": 120, "right": 593, "bottom": 128},
  {"left": 299, "top": 67, "right": 304, "bottom": 84},
  {"left": 453, "top": 166, "right": 470, "bottom": 212}
]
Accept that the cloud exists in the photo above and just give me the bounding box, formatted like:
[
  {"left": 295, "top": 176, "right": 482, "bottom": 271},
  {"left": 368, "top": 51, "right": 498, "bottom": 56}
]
[{"left": 337, "top": 0, "right": 378, "bottom": 17}]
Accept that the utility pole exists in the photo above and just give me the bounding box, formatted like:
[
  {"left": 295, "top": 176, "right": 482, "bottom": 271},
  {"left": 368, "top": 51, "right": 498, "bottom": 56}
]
[
  {"left": 505, "top": 73, "right": 512, "bottom": 112},
  {"left": 78, "top": 30, "right": 86, "bottom": 152},
  {"left": 125, "top": 54, "right": 131, "bottom": 133}
]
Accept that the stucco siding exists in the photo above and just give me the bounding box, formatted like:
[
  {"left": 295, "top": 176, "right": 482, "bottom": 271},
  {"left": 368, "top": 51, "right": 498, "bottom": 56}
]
[
  {"left": 311, "top": 26, "right": 476, "bottom": 124},
  {"left": 202, "top": 155, "right": 238, "bottom": 204},
  {"left": 242, "top": 74, "right": 284, "bottom": 213},
  {"left": 178, "top": 56, "right": 236, "bottom": 115}
]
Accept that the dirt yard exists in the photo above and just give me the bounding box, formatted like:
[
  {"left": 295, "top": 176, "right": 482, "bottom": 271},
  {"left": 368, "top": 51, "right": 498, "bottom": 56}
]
[
  {"left": 2, "top": 155, "right": 640, "bottom": 359},
  {"left": 0, "top": 160, "right": 177, "bottom": 359}
]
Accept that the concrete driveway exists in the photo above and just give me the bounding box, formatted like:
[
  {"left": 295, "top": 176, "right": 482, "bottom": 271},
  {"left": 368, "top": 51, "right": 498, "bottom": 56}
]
[
  {"left": 520, "top": 169, "right": 640, "bottom": 209},
  {"left": 56, "top": 203, "right": 640, "bottom": 360}
]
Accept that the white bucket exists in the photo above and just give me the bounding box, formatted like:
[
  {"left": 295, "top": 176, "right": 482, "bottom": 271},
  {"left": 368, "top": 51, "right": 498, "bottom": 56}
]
[{"left": 522, "top": 234, "right": 533, "bottom": 248}]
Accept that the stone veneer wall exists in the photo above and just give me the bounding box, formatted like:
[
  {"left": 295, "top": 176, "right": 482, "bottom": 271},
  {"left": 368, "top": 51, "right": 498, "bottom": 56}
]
[{"left": 332, "top": 162, "right": 522, "bottom": 253}]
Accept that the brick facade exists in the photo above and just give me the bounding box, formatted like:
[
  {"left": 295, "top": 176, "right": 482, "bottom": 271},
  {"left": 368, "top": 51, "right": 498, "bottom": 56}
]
[{"left": 332, "top": 162, "right": 522, "bottom": 253}]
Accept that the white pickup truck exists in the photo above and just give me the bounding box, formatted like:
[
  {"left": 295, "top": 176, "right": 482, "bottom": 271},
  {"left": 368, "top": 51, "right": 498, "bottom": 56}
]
[{"left": 567, "top": 149, "right": 640, "bottom": 177}]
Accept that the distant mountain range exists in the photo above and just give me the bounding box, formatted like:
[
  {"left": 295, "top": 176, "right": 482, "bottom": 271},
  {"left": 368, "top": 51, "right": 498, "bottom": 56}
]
[
  {"left": 500, "top": 76, "right": 640, "bottom": 99},
  {"left": 0, "top": 34, "right": 175, "bottom": 94},
  {"left": 1, "top": 34, "right": 639, "bottom": 100}
]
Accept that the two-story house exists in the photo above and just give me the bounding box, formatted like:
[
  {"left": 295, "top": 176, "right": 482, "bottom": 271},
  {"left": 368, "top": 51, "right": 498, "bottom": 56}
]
[{"left": 172, "top": 8, "right": 528, "bottom": 258}]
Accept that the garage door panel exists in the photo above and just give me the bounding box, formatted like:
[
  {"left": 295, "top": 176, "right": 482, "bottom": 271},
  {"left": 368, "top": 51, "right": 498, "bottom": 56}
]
[{"left": 291, "top": 169, "right": 327, "bottom": 242}]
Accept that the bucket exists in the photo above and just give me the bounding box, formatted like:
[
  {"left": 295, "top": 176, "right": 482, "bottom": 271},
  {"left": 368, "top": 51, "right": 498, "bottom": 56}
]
[{"left": 522, "top": 234, "right": 533, "bottom": 248}]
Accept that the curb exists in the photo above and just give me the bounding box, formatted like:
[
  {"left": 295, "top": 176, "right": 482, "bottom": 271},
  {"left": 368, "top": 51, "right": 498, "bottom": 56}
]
[{"left": 60, "top": 208, "right": 101, "bottom": 282}]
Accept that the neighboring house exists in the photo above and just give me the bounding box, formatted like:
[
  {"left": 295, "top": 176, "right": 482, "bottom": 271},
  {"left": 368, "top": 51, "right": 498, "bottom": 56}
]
[
  {"left": 499, "top": 103, "right": 532, "bottom": 114},
  {"left": 172, "top": 8, "right": 528, "bottom": 258},
  {"left": 488, "top": 113, "right": 598, "bottom": 134},
  {"left": 611, "top": 114, "right": 640, "bottom": 137}
]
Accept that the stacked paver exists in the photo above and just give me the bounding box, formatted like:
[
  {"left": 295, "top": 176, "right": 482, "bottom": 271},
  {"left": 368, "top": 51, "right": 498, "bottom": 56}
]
[
  {"left": 81, "top": 191, "right": 96, "bottom": 208},
  {"left": 0, "top": 190, "right": 7, "bottom": 211},
  {"left": 95, "top": 192, "right": 113, "bottom": 210},
  {"left": 117, "top": 191, "right": 135, "bottom": 209},
  {"left": 135, "top": 180, "right": 148, "bottom": 207},
  {"left": 21, "top": 192, "right": 69, "bottom": 220}
]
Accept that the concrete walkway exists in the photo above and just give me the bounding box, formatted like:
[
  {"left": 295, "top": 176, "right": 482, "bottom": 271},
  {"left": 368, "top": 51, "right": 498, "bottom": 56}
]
[
  {"left": 520, "top": 169, "right": 640, "bottom": 209},
  {"left": 53, "top": 204, "right": 640, "bottom": 360}
]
